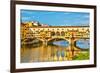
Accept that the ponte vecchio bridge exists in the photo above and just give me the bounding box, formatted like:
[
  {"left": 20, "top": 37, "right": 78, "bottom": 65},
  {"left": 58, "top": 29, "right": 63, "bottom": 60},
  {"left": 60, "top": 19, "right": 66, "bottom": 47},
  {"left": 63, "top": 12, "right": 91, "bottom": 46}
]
[
  {"left": 29, "top": 26, "right": 89, "bottom": 45},
  {"left": 22, "top": 26, "right": 89, "bottom": 60}
]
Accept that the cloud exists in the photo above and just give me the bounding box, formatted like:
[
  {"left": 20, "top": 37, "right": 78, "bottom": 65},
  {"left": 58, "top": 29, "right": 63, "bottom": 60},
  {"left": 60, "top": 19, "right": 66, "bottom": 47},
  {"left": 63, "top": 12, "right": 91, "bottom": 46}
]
[
  {"left": 84, "top": 15, "right": 89, "bottom": 18},
  {"left": 21, "top": 17, "right": 30, "bottom": 20},
  {"left": 21, "top": 10, "right": 36, "bottom": 15},
  {"left": 62, "top": 12, "right": 74, "bottom": 15}
]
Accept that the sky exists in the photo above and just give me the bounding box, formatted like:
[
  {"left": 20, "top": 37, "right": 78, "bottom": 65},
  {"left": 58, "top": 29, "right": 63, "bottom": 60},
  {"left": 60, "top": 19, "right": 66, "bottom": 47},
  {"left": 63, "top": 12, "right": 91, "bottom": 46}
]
[{"left": 21, "top": 9, "right": 90, "bottom": 26}]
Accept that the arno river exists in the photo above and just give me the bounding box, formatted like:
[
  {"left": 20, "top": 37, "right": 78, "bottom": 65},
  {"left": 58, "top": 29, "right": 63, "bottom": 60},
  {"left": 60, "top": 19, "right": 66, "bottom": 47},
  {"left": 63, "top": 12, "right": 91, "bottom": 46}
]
[{"left": 21, "top": 39, "right": 89, "bottom": 63}]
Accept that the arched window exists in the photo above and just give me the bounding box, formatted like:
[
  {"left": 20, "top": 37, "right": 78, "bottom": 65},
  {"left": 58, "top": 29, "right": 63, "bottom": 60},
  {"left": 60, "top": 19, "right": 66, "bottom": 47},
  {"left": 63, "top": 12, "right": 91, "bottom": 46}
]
[
  {"left": 51, "top": 31, "right": 55, "bottom": 36},
  {"left": 56, "top": 31, "right": 60, "bottom": 36},
  {"left": 61, "top": 31, "right": 65, "bottom": 36}
]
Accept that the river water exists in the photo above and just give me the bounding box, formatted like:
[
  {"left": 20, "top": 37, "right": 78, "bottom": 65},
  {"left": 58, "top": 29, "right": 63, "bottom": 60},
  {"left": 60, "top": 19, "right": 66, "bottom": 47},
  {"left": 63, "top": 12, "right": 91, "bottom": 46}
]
[{"left": 21, "top": 39, "right": 89, "bottom": 63}]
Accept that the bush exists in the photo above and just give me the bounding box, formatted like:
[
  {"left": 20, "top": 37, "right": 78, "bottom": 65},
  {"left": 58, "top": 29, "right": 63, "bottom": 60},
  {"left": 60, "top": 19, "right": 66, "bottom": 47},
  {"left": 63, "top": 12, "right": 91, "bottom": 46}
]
[{"left": 73, "top": 51, "right": 89, "bottom": 60}]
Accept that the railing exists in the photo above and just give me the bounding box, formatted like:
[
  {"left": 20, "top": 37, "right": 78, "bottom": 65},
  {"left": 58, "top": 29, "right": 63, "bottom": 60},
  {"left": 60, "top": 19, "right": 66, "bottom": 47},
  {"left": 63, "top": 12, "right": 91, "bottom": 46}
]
[{"left": 32, "top": 34, "right": 89, "bottom": 38}]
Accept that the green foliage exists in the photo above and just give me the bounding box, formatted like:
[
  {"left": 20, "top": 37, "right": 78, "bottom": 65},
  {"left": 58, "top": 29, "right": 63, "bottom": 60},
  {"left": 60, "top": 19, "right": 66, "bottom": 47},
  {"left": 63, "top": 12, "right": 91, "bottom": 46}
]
[{"left": 73, "top": 51, "right": 89, "bottom": 60}]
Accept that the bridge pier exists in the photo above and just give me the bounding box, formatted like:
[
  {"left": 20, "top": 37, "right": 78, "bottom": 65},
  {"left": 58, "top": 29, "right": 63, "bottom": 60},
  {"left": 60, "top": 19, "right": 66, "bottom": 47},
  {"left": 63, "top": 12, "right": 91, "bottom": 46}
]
[
  {"left": 67, "top": 37, "right": 75, "bottom": 60},
  {"left": 42, "top": 40, "right": 48, "bottom": 46}
]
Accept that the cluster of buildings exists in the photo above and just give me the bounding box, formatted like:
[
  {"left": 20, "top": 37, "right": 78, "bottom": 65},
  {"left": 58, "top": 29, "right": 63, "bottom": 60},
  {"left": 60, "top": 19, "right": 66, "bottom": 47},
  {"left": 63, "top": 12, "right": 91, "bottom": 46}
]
[
  {"left": 21, "top": 21, "right": 49, "bottom": 40},
  {"left": 21, "top": 21, "right": 90, "bottom": 43}
]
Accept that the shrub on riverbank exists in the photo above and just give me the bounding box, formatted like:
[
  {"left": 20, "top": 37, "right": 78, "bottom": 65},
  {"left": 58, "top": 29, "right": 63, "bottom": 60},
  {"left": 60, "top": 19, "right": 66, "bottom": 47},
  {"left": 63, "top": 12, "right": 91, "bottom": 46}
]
[{"left": 73, "top": 51, "right": 89, "bottom": 60}]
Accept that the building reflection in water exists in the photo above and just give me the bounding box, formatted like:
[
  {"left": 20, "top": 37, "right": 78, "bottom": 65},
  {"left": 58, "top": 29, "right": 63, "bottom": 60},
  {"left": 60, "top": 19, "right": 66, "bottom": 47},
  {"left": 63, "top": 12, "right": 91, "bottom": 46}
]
[
  {"left": 21, "top": 39, "right": 89, "bottom": 63},
  {"left": 21, "top": 44, "right": 69, "bottom": 63}
]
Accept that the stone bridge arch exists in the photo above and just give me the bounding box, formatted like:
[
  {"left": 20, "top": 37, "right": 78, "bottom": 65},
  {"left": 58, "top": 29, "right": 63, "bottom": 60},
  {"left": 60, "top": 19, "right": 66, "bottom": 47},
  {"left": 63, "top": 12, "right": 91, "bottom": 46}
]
[
  {"left": 74, "top": 38, "right": 90, "bottom": 49},
  {"left": 35, "top": 36, "right": 71, "bottom": 46},
  {"left": 47, "top": 36, "right": 70, "bottom": 43},
  {"left": 34, "top": 38, "right": 44, "bottom": 43}
]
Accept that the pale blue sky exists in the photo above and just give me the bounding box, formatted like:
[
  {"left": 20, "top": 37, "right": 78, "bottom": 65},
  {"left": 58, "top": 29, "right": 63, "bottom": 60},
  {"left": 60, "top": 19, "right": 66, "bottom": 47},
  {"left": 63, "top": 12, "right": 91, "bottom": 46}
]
[{"left": 21, "top": 9, "right": 90, "bottom": 26}]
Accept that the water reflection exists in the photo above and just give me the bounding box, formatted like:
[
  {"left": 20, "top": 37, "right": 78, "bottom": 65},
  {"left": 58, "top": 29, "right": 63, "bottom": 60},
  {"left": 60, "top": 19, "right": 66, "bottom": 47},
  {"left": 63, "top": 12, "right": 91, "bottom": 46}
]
[
  {"left": 21, "top": 44, "right": 68, "bottom": 63},
  {"left": 53, "top": 40, "right": 69, "bottom": 47},
  {"left": 21, "top": 39, "right": 90, "bottom": 63},
  {"left": 76, "top": 39, "right": 90, "bottom": 49}
]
